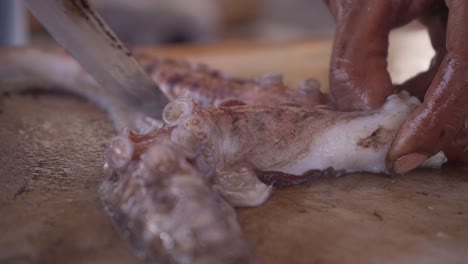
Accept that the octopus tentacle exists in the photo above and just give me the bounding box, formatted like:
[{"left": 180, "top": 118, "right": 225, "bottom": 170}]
[
  {"left": 101, "top": 138, "right": 257, "bottom": 263},
  {"left": 106, "top": 92, "right": 448, "bottom": 209},
  {"left": 143, "top": 54, "right": 331, "bottom": 108}
]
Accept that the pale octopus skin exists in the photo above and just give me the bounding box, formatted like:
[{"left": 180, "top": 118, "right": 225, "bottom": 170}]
[{"left": 0, "top": 47, "right": 448, "bottom": 263}]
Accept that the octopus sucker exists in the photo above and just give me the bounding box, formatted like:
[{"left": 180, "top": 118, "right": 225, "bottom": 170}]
[
  {"left": 257, "top": 72, "right": 284, "bottom": 86},
  {"left": 162, "top": 96, "right": 195, "bottom": 125},
  {"left": 0, "top": 47, "right": 453, "bottom": 263},
  {"left": 105, "top": 134, "right": 134, "bottom": 169},
  {"left": 215, "top": 168, "right": 274, "bottom": 207}
]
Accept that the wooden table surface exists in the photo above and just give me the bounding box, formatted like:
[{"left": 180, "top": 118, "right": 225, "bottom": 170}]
[{"left": 1, "top": 37, "right": 467, "bottom": 264}]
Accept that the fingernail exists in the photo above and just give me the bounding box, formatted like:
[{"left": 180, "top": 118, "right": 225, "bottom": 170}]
[{"left": 393, "top": 153, "right": 428, "bottom": 174}]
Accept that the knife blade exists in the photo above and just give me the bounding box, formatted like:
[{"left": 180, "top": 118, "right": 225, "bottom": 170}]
[{"left": 23, "top": 0, "right": 169, "bottom": 118}]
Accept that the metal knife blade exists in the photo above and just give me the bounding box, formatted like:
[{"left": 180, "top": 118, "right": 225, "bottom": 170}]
[{"left": 23, "top": 0, "right": 169, "bottom": 117}]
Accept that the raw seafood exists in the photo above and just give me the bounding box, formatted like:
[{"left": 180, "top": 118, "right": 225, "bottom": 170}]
[{"left": 0, "top": 47, "right": 448, "bottom": 263}]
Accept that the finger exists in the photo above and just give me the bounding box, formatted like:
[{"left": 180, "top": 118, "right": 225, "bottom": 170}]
[
  {"left": 442, "top": 120, "right": 468, "bottom": 164},
  {"left": 388, "top": 56, "right": 468, "bottom": 173},
  {"left": 328, "top": 1, "right": 396, "bottom": 111},
  {"left": 327, "top": 0, "right": 441, "bottom": 110},
  {"left": 388, "top": 0, "right": 468, "bottom": 173},
  {"left": 395, "top": 6, "right": 448, "bottom": 100}
]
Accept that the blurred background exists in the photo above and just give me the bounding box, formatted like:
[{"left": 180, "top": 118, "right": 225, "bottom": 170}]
[
  {"left": 0, "top": 0, "right": 434, "bottom": 84},
  {"left": 0, "top": 0, "right": 336, "bottom": 46}
]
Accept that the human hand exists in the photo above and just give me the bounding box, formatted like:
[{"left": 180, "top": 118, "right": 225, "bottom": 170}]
[{"left": 325, "top": 0, "right": 468, "bottom": 173}]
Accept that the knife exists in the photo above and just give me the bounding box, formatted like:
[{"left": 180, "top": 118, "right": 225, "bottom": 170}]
[{"left": 23, "top": 0, "right": 169, "bottom": 118}]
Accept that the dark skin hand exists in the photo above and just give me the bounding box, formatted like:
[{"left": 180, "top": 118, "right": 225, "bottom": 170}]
[{"left": 325, "top": 0, "right": 468, "bottom": 173}]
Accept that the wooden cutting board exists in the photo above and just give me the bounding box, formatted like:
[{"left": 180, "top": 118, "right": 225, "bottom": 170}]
[{"left": 1, "top": 38, "right": 467, "bottom": 264}]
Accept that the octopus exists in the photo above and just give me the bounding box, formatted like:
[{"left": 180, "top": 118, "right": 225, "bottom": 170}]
[{"left": 0, "top": 47, "right": 454, "bottom": 263}]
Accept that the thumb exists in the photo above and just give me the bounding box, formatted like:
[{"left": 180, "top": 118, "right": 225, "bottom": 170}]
[{"left": 387, "top": 56, "right": 468, "bottom": 173}]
